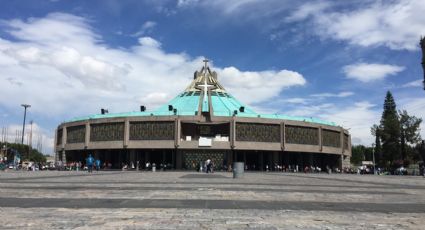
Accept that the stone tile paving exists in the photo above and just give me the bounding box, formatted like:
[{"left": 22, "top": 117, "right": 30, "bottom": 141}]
[{"left": 1, "top": 170, "right": 425, "bottom": 229}]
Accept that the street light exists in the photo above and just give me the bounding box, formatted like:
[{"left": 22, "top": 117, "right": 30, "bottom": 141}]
[
  {"left": 372, "top": 143, "right": 376, "bottom": 175},
  {"left": 21, "top": 104, "right": 31, "bottom": 144}
]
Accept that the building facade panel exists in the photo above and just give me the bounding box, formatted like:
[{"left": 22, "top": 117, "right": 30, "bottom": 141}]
[
  {"left": 322, "top": 129, "right": 341, "bottom": 148},
  {"left": 235, "top": 123, "right": 280, "bottom": 142},
  {"left": 66, "top": 125, "right": 86, "bottom": 144},
  {"left": 285, "top": 125, "right": 319, "bottom": 145},
  {"left": 129, "top": 121, "right": 175, "bottom": 140},
  {"left": 90, "top": 122, "right": 124, "bottom": 142}
]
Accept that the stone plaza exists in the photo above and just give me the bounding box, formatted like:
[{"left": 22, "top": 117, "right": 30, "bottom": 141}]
[{"left": 1, "top": 171, "right": 425, "bottom": 229}]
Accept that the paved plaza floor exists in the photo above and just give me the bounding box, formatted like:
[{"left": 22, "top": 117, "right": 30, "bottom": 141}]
[{"left": 1, "top": 171, "right": 425, "bottom": 229}]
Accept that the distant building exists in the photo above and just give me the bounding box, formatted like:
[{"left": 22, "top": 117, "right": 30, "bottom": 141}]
[{"left": 55, "top": 61, "right": 351, "bottom": 170}]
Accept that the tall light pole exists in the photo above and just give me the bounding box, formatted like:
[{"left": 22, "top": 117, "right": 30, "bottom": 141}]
[
  {"left": 21, "top": 104, "right": 31, "bottom": 144},
  {"left": 420, "top": 37, "right": 425, "bottom": 90},
  {"left": 372, "top": 143, "right": 376, "bottom": 175}
]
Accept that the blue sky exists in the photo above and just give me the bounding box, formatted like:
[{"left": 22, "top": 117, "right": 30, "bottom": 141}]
[{"left": 0, "top": 0, "right": 424, "bottom": 154}]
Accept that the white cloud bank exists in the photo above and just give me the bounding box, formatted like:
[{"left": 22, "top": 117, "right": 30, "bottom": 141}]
[
  {"left": 287, "top": 0, "right": 425, "bottom": 50},
  {"left": 0, "top": 12, "right": 306, "bottom": 153},
  {"left": 343, "top": 63, "right": 405, "bottom": 82},
  {"left": 172, "top": 0, "right": 425, "bottom": 51},
  {"left": 219, "top": 67, "right": 305, "bottom": 104}
]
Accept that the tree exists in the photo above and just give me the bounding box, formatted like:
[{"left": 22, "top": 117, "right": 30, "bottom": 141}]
[
  {"left": 371, "top": 91, "right": 423, "bottom": 168},
  {"left": 399, "top": 110, "right": 422, "bottom": 162},
  {"left": 371, "top": 124, "right": 382, "bottom": 165},
  {"left": 379, "top": 91, "right": 401, "bottom": 167},
  {"left": 0, "top": 141, "right": 46, "bottom": 163},
  {"left": 351, "top": 145, "right": 365, "bottom": 165},
  {"left": 351, "top": 145, "right": 375, "bottom": 166}
]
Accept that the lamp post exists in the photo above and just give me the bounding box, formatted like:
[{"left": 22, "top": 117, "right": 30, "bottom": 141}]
[
  {"left": 372, "top": 143, "right": 376, "bottom": 175},
  {"left": 21, "top": 104, "right": 31, "bottom": 145},
  {"left": 1, "top": 144, "right": 6, "bottom": 162}
]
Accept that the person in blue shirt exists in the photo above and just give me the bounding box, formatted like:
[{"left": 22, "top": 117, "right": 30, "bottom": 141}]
[
  {"left": 86, "top": 154, "right": 94, "bottom": 173},
  {"left": 95, "top": 159, "right": 101, "bottom": 171}
]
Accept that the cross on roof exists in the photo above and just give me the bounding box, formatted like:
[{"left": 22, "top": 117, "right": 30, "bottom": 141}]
[{"left": 203, "top": 59, "right": 209, "bottom": 70}]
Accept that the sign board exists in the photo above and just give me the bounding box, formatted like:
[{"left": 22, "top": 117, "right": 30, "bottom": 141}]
[{"left": 199, "top": 137, "right": 212, "bottom": 147}]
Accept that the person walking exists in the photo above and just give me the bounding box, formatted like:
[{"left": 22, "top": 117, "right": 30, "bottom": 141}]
[
  {"left": 86, "top": 154, "right": 94, "bottom": 173},
  {"left": 206, "top": 159, "right": 211, "bottom": 173},
  {"left": 95, "top": 159, "right": 101, "bottom": 171}
]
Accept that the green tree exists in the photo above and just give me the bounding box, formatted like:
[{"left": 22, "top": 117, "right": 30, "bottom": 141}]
[
  {"left": 399, "top": 110, "right": 422, "bottom": 162},
  {"left": 351, "top": 145, "right": 365, "bottom": 165},
  {"left": 0, "top": 141, "right": 46, "bottom": 163},
  {"left": 371, "top": 124, "right": 382, "bottom": 165},
  {"left": 351, "top": 145, "right": 374, "bottom": 165},
  {"left": 379, "top": 91, "right": 401, "bottom": 167}
]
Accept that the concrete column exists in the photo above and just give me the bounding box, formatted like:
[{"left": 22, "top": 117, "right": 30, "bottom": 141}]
[
  {"left": 175, "top": 119, "right": 180, "bottom": 147},
  {"left": 230, "top": 119, "right": 236, "bottom": 148},
  {"left": 319, "top": 126, "right": 323, "bottom": 152},
  {"left": 62, "top": 126, "right": 67, "bottom": 149},
  {"left": 85, "top": 122, "right": 90, "bottom": 148},
  {"left": 348, "top": 134, "right": 352, "bottom": 156},
  {"left": 124, "top": 119, "right": 129, "bottom": 148},
  {"left": 281, "top": 122, "right": 285, "bottom": 150},
  {"left": 340, "top": 127, "right": 344, "bottom": 153},
  {"left": 61, "top": 150, "right": 66, "bottom": 164}
]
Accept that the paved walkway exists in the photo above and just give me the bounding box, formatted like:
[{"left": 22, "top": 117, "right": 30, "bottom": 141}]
[{"left": 1, "top": 171, "right": 425, "bottom": 229}]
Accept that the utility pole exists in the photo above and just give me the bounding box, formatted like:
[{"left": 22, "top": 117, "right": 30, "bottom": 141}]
[
  {"left": 372, "top": 143, "right": 376, "bottom": 175},
  {"left": 29, "top": 121, "right": 33, "bottom": 159},
  {"left": 420, "top": 37, "right": 425, "bottom": 90},
  {"left": 21, "top": 104, "right": 31, "bottom": 144}
]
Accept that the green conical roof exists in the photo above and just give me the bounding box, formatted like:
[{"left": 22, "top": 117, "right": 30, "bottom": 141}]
[{"left": 68, "top": 61, "right": 336, "bottom": 126}]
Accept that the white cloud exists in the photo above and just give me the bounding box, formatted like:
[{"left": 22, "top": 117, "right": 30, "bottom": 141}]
[
  {"left": 170, "top": 0, "right": 425, "bottom": 50},
  {"left": 138, "top": 36, "right": 161, "bottom": 47},
  {"left": 288, "top": 0, "right": 425, "bottom": 50},
  {"left": 343, "top": 63, "right": 405, "bottom": 82},
  {"left": 218, "top": 67, "right": 306, "bottom": 104},
  {"left": 283, "top": 98, "right": 309, "bottom": 105},
  {"left": 402, "top": 79, "right": 423, "bottom": 88},
  {"left": 0, "top": 13, "right": 305, "bottom": 154},
  {"left": 310, "top": 91, "right": 354, "bottom": 98},
  {"left": 177, "top": 0, "right": 200, "bottom": 7},
  {"left": 132, "top": 21, "right": 157, "bottom": 37},
  {"left": 285, "top": 1, "right": 331, "bottom": 22}
]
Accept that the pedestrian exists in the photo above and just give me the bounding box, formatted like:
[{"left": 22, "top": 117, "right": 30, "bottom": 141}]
[
  {"left": 206, "top": 159, "right": 211, "bottom": 173},
  {"left": 95, "top": 159, "right": 101, "bottom": 171},
  {"left": 86, "top": 154, "right": 94, "bottom": 173}
]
